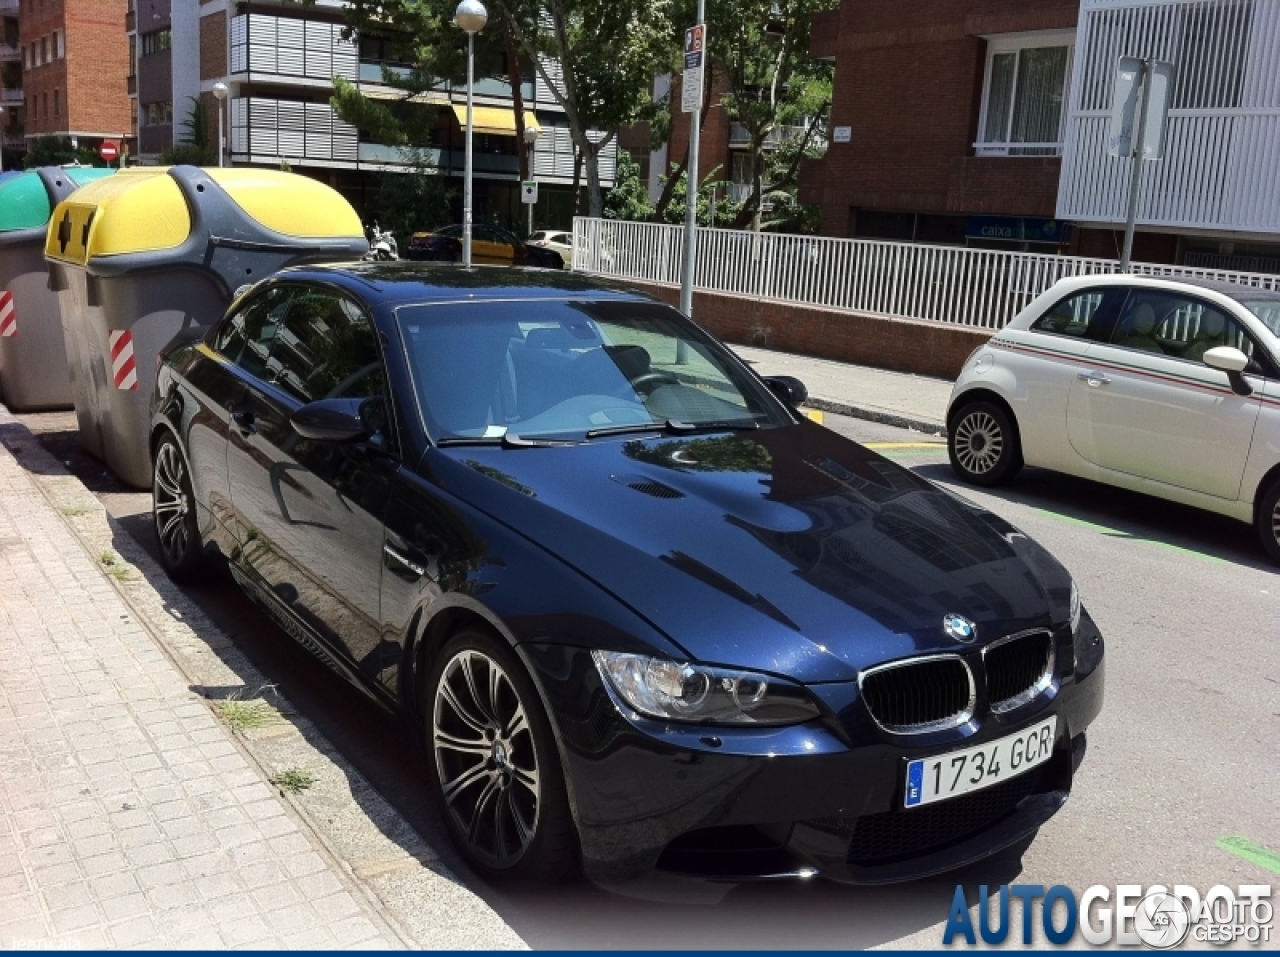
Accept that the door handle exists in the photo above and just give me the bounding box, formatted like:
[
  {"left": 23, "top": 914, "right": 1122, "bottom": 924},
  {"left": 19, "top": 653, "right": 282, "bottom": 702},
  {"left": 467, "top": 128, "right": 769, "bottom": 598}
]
[
  {"left": 232, "top": 409, "right": 257, "bottom": 436},
  {"left": 1077, "top": 370, "right": 1112, "bottom": 387},
  {"left": 383, "top": 543, "right": 427, "bottom": 578}
]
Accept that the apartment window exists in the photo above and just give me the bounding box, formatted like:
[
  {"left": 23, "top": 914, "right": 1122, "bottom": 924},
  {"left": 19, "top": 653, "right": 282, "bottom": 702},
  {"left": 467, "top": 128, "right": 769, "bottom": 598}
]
[
  {"left": 143, "top": 101, "right": 172, "bottom": 126},
  {"left": 40, "top": 35, "right": 47, "bottom": 63},
  {"left": 1174, "top": 0, "right": 1253, "bottom": 109},
  {"left": 142, "top": 28, "right": 171, "bottom": 56},
  {"left": 54, "top": 29, "right": 63, "bottom": 58},
  {"left": 976, "top": 31, "right": 1074, "bottom": 157},
  {"left": 53, "top": 89, "right": 58, "bottom": 116}
]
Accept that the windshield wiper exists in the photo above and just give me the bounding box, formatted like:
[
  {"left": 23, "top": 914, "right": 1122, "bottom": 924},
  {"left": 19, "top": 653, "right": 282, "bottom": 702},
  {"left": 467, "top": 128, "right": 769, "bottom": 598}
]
[
  {"left": 436, "top": 433, "right": 579, "bottom": 449},
  {"left": 584, "top": 418, "right": 760, "bottom": 439}
]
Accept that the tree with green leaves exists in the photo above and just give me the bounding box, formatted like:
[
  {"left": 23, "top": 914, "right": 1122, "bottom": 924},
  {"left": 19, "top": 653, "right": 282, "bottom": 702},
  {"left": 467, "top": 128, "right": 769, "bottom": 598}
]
[
  {"left": 160, "top": 98, "right": 215, "bottom": 166},
  {"left": 697, "top": 0, "right": 833, "bottom": 230},
  {"left": 340, "top": 0, "right": 673, "bottom": 219},
  {"left": 23, "top": 137, "right": 101, "bottom": 169}
]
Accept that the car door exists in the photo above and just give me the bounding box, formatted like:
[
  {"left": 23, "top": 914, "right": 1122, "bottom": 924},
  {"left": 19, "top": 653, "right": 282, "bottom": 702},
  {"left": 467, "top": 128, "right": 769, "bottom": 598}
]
[
  {"left": 227, "top": 284, "right": 396, "bottom": 683},
  {"left": 469, "top": 226, "right": 509, "bottom": 265},
  {"left": 1067, "top": 288, "right": 1263, "bottom": 500},
  {"left": 197, "top": 285, "right": 297, "bottom": 546},
  {"left": 994, "top": 286, "right": 1122, "bottom": 469}
]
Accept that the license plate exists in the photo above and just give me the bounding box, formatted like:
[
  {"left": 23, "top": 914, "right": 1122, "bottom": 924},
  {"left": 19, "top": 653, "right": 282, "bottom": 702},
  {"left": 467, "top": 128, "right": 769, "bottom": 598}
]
[{"left": 904, "top": 716, "right": 1057, "bottom": 808}]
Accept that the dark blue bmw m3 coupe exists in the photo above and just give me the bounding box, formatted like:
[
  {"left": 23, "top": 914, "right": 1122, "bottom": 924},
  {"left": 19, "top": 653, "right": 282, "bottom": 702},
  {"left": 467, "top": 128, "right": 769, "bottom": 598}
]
[{"left": 150, "top": 262, "right": 1104, "bottom": 884}]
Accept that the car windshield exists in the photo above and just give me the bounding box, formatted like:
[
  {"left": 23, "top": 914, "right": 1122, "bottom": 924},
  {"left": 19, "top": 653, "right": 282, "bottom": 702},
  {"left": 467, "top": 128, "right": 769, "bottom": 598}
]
[
  {"left": 1239, "top": 297, "right": 1280, "bottom": 338},
  {"left": 395, "top": 299, "right": 791, "bottom": 441}
]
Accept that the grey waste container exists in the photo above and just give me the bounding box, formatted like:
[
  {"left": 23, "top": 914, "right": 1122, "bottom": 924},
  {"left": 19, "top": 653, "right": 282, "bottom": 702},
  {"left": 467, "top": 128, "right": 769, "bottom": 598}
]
[
  {"left": 0, "top": 166, "right": 114, "bottom": 410},
  {"left": 45, "top": 165, "right": 369, "bottom": 488}
]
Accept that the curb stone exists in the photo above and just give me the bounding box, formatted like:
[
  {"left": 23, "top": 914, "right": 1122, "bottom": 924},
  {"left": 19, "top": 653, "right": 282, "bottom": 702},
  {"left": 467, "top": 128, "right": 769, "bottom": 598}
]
[
  {"left": 0, "top": 408, "right": 527, "bottom": 950},
  {"left": 803, "top": 399, "right": 947, "bottom": 438}
]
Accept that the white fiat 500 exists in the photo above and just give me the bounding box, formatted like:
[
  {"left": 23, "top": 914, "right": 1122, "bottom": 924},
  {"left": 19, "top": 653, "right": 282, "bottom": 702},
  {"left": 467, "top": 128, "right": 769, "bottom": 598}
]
[{"left": 946, "top": 274, "right": 1280, "bottom": 562}]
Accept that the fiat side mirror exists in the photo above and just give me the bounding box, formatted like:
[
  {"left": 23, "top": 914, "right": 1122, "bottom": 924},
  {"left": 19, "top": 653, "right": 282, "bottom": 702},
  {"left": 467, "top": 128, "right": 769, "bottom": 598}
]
[
  {"left": 291, "top": 398, "right": 372, "bottom": 442},
  {"left": 1202, "top": 346, "right": 1253, "bottom": 397},
  {"left": 764, "top": 375, "right": 809, "bottom": 408}
]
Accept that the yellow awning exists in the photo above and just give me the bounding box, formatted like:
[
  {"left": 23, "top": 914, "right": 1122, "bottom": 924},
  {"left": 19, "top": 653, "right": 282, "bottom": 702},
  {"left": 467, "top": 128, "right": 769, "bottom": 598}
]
[{"left": 450, "top": 105, "right": 541, "bottom": 137}]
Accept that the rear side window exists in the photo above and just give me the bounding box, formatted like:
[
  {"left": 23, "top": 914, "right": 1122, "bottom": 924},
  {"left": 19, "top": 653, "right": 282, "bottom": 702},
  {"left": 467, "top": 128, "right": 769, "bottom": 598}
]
[
  {"left": 1031, "top": 290, "right": 1112, "bottom": 339},
  {"left": 214, "top": 286, "right": 295, "bottom": 379}
]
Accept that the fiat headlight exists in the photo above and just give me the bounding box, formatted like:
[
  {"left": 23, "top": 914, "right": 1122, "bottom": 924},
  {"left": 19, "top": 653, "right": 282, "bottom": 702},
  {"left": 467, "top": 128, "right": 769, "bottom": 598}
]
[{"left": 592, "top": 651, "right": 820, "bottom": 726}]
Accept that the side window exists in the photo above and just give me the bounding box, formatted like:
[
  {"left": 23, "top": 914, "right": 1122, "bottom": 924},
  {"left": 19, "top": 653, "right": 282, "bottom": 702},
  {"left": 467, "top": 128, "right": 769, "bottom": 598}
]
[
  {"left": 1031, "top": 289, "right": 1110, "bottom": 339},
  {"left": 264, "top": 288, "right": 386, "bottom": 404},
  {"left": 1109, "top": 290, "right": 1257, "bottom": 364},
  {"left": 213, "top": 286, "right": 294, "bottom": 379}
]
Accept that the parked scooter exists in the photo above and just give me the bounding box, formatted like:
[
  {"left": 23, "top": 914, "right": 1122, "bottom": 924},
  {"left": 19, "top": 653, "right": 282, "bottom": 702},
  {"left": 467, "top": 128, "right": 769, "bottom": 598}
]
[{"left": 364, "top": 222, "right": 399, "bottom": 261}]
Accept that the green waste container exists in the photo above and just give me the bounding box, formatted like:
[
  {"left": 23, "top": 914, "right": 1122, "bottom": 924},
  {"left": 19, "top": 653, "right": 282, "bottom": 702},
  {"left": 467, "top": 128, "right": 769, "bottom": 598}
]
[
  {"left": 0, "top": 166, "right": 115, "bottom": 410},
  {"left": 45, "top": 165, "right": 369, "bottom": 488}
]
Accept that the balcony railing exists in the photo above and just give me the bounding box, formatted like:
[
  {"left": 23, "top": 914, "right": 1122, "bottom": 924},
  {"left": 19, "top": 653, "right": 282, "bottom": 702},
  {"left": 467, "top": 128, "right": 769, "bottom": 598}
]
[
  {"left": 0, "top": 0, "right": 17, "bottom": 14},
  {"left": 728, "top": 121, "right": 809, "bottom": 149},
  {"left": 973, "top": 141, "right": 1064, "bottom": 157},
  {"left": 0, "top": 44, "right": 19, "bottom": 61},
  {"left": 358, "top": 61, "right": 535, "bottom": 102},
  {"left": 1, "top": 89, "right": 23, "bottom": 103}
]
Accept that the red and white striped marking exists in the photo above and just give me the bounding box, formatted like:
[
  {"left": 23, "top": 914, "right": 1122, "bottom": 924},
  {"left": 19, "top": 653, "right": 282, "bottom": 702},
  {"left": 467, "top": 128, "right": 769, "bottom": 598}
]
[
  {"left": 109, "top": 329, "right": 138, "bottom": 390},
  {"left": 0, "top": 291, "right": 16, "bottom": 338}
]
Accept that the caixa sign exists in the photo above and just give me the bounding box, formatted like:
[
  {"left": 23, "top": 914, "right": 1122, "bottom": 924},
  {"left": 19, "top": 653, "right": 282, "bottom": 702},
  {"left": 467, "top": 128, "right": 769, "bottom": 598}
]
[{"left": 943, "top": 883, "right": 1273, "bottom": 948}]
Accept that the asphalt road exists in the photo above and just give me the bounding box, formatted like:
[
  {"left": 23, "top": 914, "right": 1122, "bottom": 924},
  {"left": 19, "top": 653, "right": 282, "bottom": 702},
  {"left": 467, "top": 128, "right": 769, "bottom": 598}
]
[{"left": 19, "top": 409, "right": 1279, "bottom": 950}]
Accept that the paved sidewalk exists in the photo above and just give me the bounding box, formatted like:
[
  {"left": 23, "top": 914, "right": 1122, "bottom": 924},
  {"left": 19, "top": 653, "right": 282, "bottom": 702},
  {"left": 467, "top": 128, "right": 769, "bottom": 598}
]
[
  {"left": 0, "top": 436, "right": 425, "bottom": 949},
  {"left": 731, "top": 345, "right": 954, "bottom": 434}
]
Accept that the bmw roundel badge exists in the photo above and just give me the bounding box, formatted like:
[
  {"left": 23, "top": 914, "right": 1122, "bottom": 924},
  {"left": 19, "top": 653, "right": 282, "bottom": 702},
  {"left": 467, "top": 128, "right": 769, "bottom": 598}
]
[{"left": 943, "top": 613, "right": 977, "bottom": 643}]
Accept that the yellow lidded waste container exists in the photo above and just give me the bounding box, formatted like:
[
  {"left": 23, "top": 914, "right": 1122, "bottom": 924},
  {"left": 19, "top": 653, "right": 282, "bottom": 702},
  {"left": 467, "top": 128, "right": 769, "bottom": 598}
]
[{"left": 44, "top": 165, "right": 368, "bottom": 488}]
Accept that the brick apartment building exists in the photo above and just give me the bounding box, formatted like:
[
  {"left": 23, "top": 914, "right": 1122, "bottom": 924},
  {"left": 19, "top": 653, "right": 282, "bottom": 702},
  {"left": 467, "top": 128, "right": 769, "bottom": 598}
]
[
  {"left": 127, "top": 0, "right": 172, "bottom": 159},
  {"left": 19, "top": 0, "right": 131, "bottom": 156},
  {"left": 1, "top": 0, "right": 21, "bottom": 168},
  {"left": 799, "top": 0, "right": 1280, "bottom": 270}
]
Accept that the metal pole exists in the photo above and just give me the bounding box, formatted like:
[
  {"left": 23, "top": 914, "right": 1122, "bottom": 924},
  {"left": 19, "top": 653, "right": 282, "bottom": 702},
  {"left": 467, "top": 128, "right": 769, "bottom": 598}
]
[
  {"left": 1120, "top": 59, "right": 1150, "bottom": 273},
  {"left": 677, "top": 0, "right": 706, "bottom": 318},
  {"left": 528, "top": 141, "right": 535, "bottom": 236},
  {"left": 218, "top": 103, "right": 225, "bottom": 167},
  {"left": 463, "top": 31, "right": 475, "bottom": 268}
]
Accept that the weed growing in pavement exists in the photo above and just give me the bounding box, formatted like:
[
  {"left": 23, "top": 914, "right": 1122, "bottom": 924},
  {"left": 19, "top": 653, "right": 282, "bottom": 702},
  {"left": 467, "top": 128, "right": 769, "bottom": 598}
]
[
  {"left": 60, "top": 506, "right": 89, "bottom": 517},
  {"left": 215, "top": 698, "right": 275, "bottom": 732},
  {"left": 270, "top": 768, "right": 314, "bottom": 794},
  {"left": 98, "top": 551, "right": 133, "bottom": 582}
]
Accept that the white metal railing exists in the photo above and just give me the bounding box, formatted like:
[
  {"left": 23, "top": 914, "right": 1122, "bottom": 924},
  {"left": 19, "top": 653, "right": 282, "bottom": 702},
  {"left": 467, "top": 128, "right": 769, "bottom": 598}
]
[
  {"left": 572, "top": 217, "right": 1280, "bottom": 330},
  {"left": 972, "top": 141, "right": 1064, "bottom": 156}
]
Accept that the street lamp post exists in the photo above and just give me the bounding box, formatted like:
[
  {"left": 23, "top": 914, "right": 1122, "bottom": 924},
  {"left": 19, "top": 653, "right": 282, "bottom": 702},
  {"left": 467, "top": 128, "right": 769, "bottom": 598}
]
[
  {"left": 212, "top": 82, "right": 229, "bottom": 167},
  {"left": 523, "top": 125, "right": 540, "bottom": 236},
  {"left": 456, "top": 0, "right": 488, "bottom": 268}
]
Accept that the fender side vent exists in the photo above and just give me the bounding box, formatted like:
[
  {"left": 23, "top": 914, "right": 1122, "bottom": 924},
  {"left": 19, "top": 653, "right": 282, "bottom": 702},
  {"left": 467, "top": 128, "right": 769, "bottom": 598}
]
[{"left": 610, "top": 473, "right": 685, "bottom": 499}]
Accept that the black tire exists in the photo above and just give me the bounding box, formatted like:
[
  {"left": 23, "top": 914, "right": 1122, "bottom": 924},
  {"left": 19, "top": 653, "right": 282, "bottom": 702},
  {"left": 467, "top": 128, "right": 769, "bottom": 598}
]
[
  {"left": 947, "top": 399, "right": 1023, "bottom": 487},
  {"left": 425, "top": 629, "right": 577, "bottom": 882},
  {"left": 1256, "top": 477, "right": 1280, "bottom": 566},
  {"left": 152, "top": 434, "right": 208, "bottom": 583}
]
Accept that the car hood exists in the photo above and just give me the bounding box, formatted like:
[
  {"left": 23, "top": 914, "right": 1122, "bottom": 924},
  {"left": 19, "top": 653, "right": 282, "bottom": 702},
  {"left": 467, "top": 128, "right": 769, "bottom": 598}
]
[{"left": 426, "top": 421, "right": 1072, "bottom": 683}]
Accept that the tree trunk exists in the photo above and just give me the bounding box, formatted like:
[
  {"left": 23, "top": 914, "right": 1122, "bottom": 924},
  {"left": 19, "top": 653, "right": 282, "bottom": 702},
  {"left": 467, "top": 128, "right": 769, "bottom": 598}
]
[
  {"left": 751, "top": 150, "right": 764, "bottom": 233},
  {"left": 653, "top": 147, "right": 689, "bottom": 222},
  {"left": 503, "top": 25, "right": 529, "bottom": 183},
  {"left": 584, "top": 141, "right": 603, "bottom": 219}
]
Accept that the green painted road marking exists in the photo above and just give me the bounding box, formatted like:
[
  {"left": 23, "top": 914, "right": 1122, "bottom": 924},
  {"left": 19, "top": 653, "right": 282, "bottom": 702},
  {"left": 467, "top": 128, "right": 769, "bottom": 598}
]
[
  {"left": 1217, "top": 836, "right": 1280, "bottom": 875},
  {"left": 1029, "top": 507, "right": 1227, "bottom": 565}
]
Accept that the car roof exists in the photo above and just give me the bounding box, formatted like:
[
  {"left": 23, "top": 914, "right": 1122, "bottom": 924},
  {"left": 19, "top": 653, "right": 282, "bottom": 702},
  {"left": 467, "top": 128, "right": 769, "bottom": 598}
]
[
  {"left": 271, "top": 260, "right": 654, "bottom": 306},
  {"left": 1051, "top": 271, "right": 1279, "bottom": 304}
]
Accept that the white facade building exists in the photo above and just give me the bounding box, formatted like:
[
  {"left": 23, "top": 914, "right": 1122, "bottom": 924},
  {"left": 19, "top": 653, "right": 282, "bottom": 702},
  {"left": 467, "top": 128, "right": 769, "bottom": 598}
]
[
  {"left": 1057, "top": 0, "right": 1280, "bottom": 266},
  {"left": 170, "top": 0, "right": 616, "bottom": 189}
]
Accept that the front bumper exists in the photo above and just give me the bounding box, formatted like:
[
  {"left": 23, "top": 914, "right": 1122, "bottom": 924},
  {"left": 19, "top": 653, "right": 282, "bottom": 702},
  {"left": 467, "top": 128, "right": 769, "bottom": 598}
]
[{"left": 519, "top": 613, "right": 1105, "bottom": 885}]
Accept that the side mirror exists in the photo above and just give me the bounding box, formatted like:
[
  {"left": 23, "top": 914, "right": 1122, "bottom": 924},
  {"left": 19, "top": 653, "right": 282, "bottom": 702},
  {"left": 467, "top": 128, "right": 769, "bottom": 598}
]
[
  {"left": 764, "top": 375, "right": 809, "bottom": 408},
  {"left": 291, "top": 398, "right": 372, "bottom": 442},
  {"left": 1202, "top": 346, "right": 1254, "bottom": 397}
]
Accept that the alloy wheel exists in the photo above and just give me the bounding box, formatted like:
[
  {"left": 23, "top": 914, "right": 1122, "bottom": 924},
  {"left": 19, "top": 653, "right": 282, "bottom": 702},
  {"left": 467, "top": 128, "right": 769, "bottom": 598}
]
[
  {"left": 1272, "top": 498, "right": 1280, "bottom": 550},
  {"left": 153, "top": 443, "right": 192, "bottom": 566},
  {"left": 953, "top": 410, "right": 1004, "bottom": 476},
  {"left": 433, "top": 649, "right": 540, "bottom": 869}
]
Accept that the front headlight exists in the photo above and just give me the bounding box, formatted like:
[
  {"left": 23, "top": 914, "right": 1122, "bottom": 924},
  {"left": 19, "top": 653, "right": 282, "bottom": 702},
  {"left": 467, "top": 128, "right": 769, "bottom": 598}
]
[
  {"left": 591, "top": 651, "right": 821, "bottom": 726},
  {"left": 1069, "top": 581, "right": 1082, "bottom": 634}
]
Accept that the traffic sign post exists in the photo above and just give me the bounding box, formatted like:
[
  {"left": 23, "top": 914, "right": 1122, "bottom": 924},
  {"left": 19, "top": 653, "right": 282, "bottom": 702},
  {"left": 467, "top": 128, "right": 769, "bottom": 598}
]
[
  {"left": 679, "top": 12, "right": 706, "bottom": 323},
  {"left": 1108, "top": 56, "right": 1174, "bottom": 272}
]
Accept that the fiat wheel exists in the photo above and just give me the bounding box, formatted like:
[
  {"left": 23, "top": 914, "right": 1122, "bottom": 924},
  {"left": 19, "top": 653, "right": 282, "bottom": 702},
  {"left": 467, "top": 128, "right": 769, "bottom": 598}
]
[
  {"left": 1257, "top": 477, "right": 1280, "bottom": 566},
  {"left": 152, "top": 435, "right": 207, "bottom": 583},
  {"left": 427, "top": 631, "right": 576, "bottom": 881},
  {"left": 948, "top": 400, "right": 1023, "bottom": 486}
]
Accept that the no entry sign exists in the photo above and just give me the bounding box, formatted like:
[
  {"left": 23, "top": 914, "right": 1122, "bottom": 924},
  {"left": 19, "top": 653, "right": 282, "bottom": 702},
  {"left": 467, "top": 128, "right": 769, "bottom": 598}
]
[{"left": 99, "top": 141, "right": 120, "bottom": 163}]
